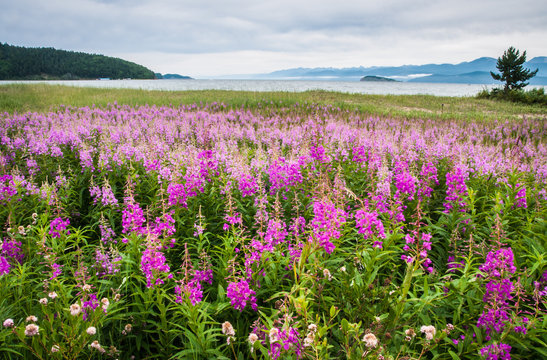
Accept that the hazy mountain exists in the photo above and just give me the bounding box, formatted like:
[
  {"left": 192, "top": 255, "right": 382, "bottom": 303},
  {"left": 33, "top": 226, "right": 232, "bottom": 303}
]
[
  {"left": 255, "top": 57, "right": 547, "bottom": 85},
  {"left": 408, "top": 71, "right": 547, "bottom": 85}
]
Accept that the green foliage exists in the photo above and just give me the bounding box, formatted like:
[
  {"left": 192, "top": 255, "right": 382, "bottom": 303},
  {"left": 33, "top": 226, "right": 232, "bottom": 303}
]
[
  {"left": 0, "top": 101, "right": 546, "bottom": 359},
  {"left": 476, "top": 87, "right": 547, "bottom": 105},
  {"left": 490, "top": 46, "right": 539, "bottom": 92},
  {"left": 2, "top": 84, "right": 547, "bottom": 121},
  {"left": 0, "top": 43, "right": 156, "bottom": 80}
]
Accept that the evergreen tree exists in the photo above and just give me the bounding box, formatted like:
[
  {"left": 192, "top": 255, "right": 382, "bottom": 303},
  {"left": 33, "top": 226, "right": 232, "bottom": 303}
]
[{"left": 491, "top": 47, "right": 538, "bottom": 92}]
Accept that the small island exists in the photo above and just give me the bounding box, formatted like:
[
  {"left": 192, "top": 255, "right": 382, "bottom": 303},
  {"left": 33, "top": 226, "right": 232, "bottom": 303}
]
[
  {"left": 155, "top": 73, "right": 193, "bottom": 80},
  {"left": 360, "top": 75, "right": 398, "bottom": 82}
]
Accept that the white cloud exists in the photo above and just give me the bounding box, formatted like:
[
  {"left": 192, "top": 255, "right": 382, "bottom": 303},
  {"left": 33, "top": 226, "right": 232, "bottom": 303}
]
[{"left": 1, "top": 0, "right": 546, "bottom": 75}]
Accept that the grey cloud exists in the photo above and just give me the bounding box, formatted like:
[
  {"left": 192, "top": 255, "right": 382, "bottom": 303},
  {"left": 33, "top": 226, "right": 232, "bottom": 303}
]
[{"left": 1, "top": 0, "right": 546, "bottom": 59}]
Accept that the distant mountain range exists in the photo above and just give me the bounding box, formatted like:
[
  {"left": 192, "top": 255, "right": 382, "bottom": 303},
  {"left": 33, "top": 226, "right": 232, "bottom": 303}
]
[{"left": 250, "top": 57, "right": 547, "bottom": 85}]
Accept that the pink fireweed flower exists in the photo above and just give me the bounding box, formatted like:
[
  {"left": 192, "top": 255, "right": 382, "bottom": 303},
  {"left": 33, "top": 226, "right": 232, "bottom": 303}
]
[
  {"left": 1, "top": 238, "right": 24, "bottom": 264},
  {"left": 513, "top": 184, "right": 527, "bottom": 208},
  {"left": 90, "top": 183, "right": 118, "bottom": 207},
  {"left": 418, "top": 162, "right": 439, "bottom": 200},
  {"left": 0, "top": 256, "right": 10, "bottom": 275},
  {"left": 50, "top": 263, "right": 63, "bottom": 279},
  {"left": 268, "top": 326, "right": 303, "bottom": 360},
  {"left": 121, "top": 199, "right": 146, "bottom": 235},
  {"left": 309, "top": 144, "right": 331, "bottom": 164},
  {"left": 140, "top": 244, "right": 172, "bottom": 288},
  {"left": 402, "top": 232, "right": 434, "bottom": 273},
  {"left": 151, "top": 212, "right": 176, "bottom": 238},
  {"left": 223, "top": 212, "right": 243, "bottom": 231},
  {"left": 26, "top": 158, "right": 39, "bottom": 176},
  {"left": 477, "top": 246, "right": 520, "bottom": 347},
  {"left": 480, "top": 343, "right": 511, "bottom": 360},
  {"left": 226, "top": 279, "right": 257, "bottom": 311},
  {"left": 49, "top": 217, "right": 70, "bottom": 238},
  {"left": 267, "top": 157, "right": 303, "bottom": 194},
  {"left": 310, "top": 200, "right": 346, "bottom": 254},
  {"left": 175, "top": 280, "right": 203, "bottom": 305},
  {"left": 167, "top": 175, "right": 205, "bottom": 208},
  {"left": 479, "top": 248, "right": 516, "bottom": 278},
  {"left": 394, "top": 164, "right": 416, "bottom": 201},
  {"left": 354, "top": 209, "right": 385, "bottom": 241},
  {"left": 261, "top": 219, "right": 288, "bottom": 253},
  {"left": 93, "top": 246, "right": 122, "bottom": 278},
  {"left": 99, "top": 224, "right": 116, "bottom": 244},
  {"left": 238, "top": 173, "right": 258, "bottom": 197},
  {"left": 443, "top": 166, "right": 469, "bottom": 213}
]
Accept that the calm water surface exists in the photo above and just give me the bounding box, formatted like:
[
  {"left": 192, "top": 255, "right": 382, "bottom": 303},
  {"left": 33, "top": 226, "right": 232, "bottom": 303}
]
[{"left": 2, "top": 79, "right": 540, "bottom": 97}]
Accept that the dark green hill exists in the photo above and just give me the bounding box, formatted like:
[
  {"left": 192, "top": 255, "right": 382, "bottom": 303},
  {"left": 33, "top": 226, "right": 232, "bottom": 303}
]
[{"left": 0, "top": 43, "right": 156, "bottom": 80}]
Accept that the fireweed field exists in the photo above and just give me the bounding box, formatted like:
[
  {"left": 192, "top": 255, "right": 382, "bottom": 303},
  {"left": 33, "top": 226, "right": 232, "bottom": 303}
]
[{"left": 0, "top": 100, "right": 546, "bottom": 360}]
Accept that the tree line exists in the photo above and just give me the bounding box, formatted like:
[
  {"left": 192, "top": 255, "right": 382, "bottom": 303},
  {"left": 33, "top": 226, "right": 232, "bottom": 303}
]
[{"left": 0, "top": 43, "right": 156, "bottom": 80}]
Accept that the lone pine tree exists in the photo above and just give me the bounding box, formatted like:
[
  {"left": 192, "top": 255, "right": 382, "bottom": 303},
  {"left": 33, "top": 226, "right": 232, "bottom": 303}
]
[{"left": 491, "top": 47, "right": 538, "bottom": 92}]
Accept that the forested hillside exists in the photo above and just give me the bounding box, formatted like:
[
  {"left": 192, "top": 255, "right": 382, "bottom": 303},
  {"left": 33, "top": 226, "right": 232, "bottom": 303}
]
[{"left": 0, "top": 43, "right": 156, "bottom": 80}]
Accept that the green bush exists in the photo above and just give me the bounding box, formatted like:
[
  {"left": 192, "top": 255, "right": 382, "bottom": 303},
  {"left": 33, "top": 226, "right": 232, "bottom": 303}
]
[{"left": 477, "top": 87, "right": 547, "bottom": 105}]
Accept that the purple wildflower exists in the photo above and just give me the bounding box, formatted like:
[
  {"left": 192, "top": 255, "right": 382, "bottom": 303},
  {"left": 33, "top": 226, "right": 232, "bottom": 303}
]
[
  {"left": 444, "top": 166, "right": 469, "bottom": 213},
  {"left": 309, "top": 200, "right": 346, "bottom": 254},
  {"left": 479, "top": 343, "right": 511, "bottom": 360},
  {"left": 49, "top": 217, "right": 70, "bottom": 238},
  {"left": 226, "top": 279, "right": 257, "bottom": 311}
]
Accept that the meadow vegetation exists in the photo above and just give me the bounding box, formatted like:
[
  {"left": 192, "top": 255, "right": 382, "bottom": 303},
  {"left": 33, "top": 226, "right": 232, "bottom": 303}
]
[
  {"left": 1, "top": 83, "right": 546, "bottom": 120},
  {"left": 0, "top": 84, "right": 546, "bottom": 359}
]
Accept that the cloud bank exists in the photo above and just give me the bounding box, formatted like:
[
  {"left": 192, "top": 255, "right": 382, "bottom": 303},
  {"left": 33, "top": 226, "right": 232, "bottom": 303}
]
[{"left": 1, "top": 0, "right": 546, "bottom": 76}]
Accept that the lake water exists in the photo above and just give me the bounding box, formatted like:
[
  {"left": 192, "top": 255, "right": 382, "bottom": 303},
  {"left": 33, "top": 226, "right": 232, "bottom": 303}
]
[{"left": 2, "top": 79, "right": 543, "bottom": 97}]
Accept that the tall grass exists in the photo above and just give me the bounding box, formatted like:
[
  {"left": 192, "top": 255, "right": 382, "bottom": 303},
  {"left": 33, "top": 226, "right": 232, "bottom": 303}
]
[{"left": 1, "top": 83, "right": 546, "bottom": 121}]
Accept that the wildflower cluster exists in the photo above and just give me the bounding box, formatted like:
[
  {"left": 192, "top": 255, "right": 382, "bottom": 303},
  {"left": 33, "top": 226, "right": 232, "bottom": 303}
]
[
  {"left": 0, "top": 102, "right": 545, "bottom": 359},
  {"left": 477, "top": 247, "right": 520, "bottom": 358}
]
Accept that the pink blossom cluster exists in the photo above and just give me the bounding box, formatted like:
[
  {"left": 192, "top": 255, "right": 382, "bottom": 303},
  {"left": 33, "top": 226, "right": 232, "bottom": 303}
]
[
  {"left": 402, "top": 232, "right": 434, "bottom": 273},
  {"left": 268, "top": 326, "right": 303, "bottom": 360},
  {"left": 140, "top": 245, "right": 173, "bottom": 288},
  {"left": 226, "top": 279, "right": 257, "bottom": 311},
  {"left": 477, "top": 247, "right": 521, "bottom": 358},
  {"left": 89, "top": 183, "right": 118, "bottom": 207},
  {"left": 310, "top": 200, "right": 347, "bottom": 254},
  {"left": 49, "top": 217, "right": 70, "bottom": 238},
  {"left": 354, "top": 209, "right": 385, "bottom": 248},
  {"left": 444, "top": 166, "right": 469, "bottom": 213}
]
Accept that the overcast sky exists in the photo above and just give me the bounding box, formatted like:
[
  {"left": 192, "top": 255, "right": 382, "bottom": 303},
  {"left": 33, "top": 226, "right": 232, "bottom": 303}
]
[{"left": 1, "top": 0, "right": 546, "bottom": 77}]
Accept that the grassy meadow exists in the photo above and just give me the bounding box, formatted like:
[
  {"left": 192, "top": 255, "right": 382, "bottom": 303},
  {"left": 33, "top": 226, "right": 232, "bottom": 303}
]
[
  {"left": 1, "top": 83, "right": 546, "bottom": 120},
  {"left": 0, "top": 83, "right": 546, "bottom": 360}
]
